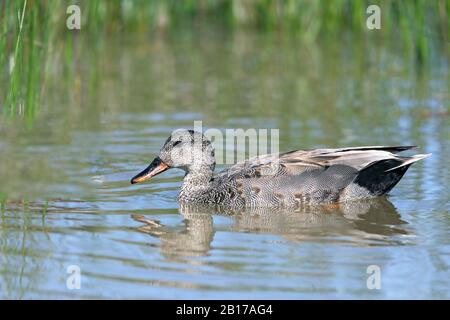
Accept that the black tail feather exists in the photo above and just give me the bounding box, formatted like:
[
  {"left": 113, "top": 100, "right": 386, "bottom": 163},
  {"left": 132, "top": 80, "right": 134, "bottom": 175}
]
[
  {"left": 340, "top": 146, "right": 417, "bottom": 153},
  {"left": 354, "top": 159, "right": 410, "bottom": 196}
]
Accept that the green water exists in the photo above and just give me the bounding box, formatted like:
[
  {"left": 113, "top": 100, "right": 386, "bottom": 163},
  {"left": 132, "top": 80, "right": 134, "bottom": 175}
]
[{"left": 0, "top": 29, "right": 449, "bottom": 299}]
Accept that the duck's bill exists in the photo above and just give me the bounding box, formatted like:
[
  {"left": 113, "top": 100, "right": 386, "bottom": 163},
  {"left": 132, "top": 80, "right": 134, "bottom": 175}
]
[{"left": 131, "top": 157, "right": 169, "bottom": 184}]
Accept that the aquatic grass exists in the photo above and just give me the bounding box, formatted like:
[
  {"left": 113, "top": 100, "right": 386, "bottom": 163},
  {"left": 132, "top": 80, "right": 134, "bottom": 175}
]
[
  {"left": 5, "top": 0, "right": 27, "bottom": 115},
  {"left": 41, "top": 200, "right": 48, "bottom": 225},
  {"left": 2, "top": 0, "right": 51, "bottom": 122},
  {"left": 0, "top": 1, "right": 8, "bottom": 71},
  {"left": 0, "top": 194, "right": 6, "bottom": 222}
]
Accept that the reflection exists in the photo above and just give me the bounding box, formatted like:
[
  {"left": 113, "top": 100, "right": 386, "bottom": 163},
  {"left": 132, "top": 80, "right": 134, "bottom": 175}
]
[
  {"left": 132, "top": 211, "right": 214, "bottom": 260},
  {"left": 132, "top": 197, "right": 410, "bottom": 260}
]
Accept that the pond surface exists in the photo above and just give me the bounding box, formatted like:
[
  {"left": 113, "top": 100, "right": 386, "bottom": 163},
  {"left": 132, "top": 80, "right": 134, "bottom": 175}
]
[{"left": 0, "top": 30, "right": 449, "bottom": 299}]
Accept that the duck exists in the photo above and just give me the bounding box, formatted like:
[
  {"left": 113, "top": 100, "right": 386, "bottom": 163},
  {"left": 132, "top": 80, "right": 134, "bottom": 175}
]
[{"left": 130, "top": 129, "right": 430, "bottom": 208}]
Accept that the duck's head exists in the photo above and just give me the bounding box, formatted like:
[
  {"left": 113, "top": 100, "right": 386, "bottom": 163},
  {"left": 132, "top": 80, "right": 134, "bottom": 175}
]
[{"left": 131, "top": 129, "right": 215, "bottom": 184}]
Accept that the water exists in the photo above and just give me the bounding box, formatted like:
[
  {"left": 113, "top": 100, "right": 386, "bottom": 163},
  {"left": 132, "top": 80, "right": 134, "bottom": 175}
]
[{"left": 0, "top": 30, "right": 449, "bottom": 299}]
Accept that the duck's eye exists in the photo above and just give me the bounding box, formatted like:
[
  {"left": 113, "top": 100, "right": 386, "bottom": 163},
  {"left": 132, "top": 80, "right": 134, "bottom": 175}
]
[{"left": 172, "top": 140, "right": 182, "bottom": 147}]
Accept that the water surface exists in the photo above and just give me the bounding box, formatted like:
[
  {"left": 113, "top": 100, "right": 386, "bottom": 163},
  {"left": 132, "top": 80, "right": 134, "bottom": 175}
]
[{"left": 0, "top": 30, "right": 449, "bottom": 299}]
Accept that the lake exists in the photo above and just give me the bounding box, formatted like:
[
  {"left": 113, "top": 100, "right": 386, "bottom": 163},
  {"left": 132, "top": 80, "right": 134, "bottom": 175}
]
[{"left": 0, "top": 29, "right": 449, "bottom": 299}]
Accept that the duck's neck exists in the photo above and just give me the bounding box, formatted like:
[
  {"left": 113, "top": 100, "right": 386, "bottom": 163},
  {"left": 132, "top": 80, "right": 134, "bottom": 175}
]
[{"left": 180, "top": 164, "right": 214, "bottom": 195}]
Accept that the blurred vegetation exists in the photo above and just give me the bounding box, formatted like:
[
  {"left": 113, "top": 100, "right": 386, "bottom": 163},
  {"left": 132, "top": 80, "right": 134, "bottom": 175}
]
[{"left": 0, "top": 0, "right": 449, "bottom": 118}]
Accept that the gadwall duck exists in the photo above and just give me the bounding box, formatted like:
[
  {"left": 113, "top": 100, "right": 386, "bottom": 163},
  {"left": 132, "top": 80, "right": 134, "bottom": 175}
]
[{"left": 131, "top": 130, "right": 430, "bottom": 208}]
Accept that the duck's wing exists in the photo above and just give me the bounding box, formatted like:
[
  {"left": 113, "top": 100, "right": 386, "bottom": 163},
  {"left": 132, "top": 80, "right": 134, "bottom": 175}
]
[
  {"left": 309, "top": 145, "right": 417, "bottom": 153},
  {"left": 287, "top": 146, "right": 422, "bottom": 172},
  {"left": 279, "top": 146, "right": 431, "bottom": 178},
  {"left": 216, "top": 152, "right": 285, "bottom": 178},
  {"left": 218, "top": 146, "right": 421, "bottom": 180},
  {"left": 215, "top": 146, "right": 430, "bottom": 203}
]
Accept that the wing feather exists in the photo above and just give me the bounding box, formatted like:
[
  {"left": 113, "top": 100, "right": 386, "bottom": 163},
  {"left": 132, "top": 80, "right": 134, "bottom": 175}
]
[{"left": 215, "top": 146, "right": 418, "bottom": 181}]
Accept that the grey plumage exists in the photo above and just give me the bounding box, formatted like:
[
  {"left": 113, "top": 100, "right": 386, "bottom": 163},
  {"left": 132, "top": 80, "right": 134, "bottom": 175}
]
[{"left": 131, "top": 130, "right": 431, "bottom": 208}]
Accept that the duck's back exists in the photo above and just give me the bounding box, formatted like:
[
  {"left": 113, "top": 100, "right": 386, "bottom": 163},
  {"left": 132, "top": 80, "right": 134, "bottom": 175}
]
[{"left": 211, "top": 146, "right": 429, "bottom": 207}]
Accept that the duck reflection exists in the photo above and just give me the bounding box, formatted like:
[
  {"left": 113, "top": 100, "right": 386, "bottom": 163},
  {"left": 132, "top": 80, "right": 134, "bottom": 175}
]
[
  {"left": 132, "top": 210, "right": 215, "bottom": 259},
  {"left": 132, "top": 197, "right": 410, "bottom": 260}
]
